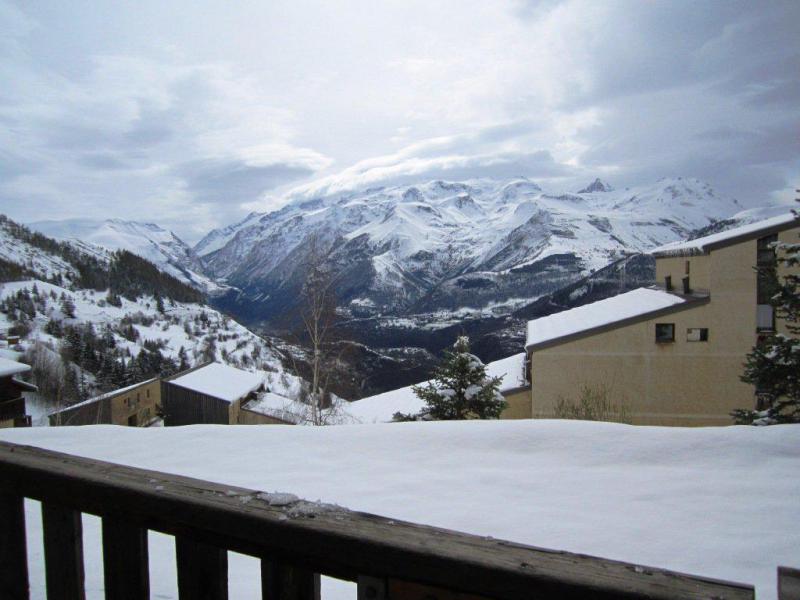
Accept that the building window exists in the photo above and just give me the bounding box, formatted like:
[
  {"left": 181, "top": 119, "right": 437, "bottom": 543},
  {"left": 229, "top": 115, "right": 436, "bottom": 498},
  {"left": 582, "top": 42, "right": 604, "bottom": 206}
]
[
  {"left": 687, "top": 328, "right": 709, "bottom": 342},
  {"left": 664, "top": 275, "right": 672, "bottom": 291},
  {"left": 146, "top": 389, "right": 150, "bottom": 398},
  {"left": 655, "top": 323, "right": 675, "bottom": 343},
  {"left": 685, "top": 260, "right": 690, "bottom": 275}
]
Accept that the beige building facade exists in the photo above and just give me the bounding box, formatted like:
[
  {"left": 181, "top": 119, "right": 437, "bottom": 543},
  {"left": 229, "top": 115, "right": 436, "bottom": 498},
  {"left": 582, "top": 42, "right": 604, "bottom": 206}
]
[
  {"left": 49, "top": 378, "right": 161, "bottom": 426},
  {"left": 526, "top": 213, "right": 799, "bottom": 426}
]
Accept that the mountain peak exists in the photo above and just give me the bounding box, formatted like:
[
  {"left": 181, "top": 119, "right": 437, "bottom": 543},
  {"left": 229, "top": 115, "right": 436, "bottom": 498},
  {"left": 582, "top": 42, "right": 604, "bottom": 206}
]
[{"left": 578, "top": 178, "right": 613, "bottom": 193}]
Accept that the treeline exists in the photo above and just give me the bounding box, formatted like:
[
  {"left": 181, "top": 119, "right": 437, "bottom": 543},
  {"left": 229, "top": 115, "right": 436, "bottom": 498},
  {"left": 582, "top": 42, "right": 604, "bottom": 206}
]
[
  {"left": 109, "top": 250, "right": 203, "bottom": 303},
  {"left": 0, "top": 214, "right": 204, "bottom": 304}
]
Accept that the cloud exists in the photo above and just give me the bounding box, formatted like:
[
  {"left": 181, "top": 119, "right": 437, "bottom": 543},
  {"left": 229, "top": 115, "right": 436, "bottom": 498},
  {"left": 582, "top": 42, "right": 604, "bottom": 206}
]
[
  {"left": 176, "top": 158, "right": 317, "bottom": 205},
  {"left": 0, "top": 37, "right": 331, "bottom": 239},
  {"left": 0, "top": 0, "right": 798, "bottom": 238},
  {"left": 283, "top": 121, "right": 575, "bottom": 200}
]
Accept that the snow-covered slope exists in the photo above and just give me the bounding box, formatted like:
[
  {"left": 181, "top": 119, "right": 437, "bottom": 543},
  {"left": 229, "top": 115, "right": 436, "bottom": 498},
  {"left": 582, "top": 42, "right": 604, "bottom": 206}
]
[
  {"left": 29, "top": 219, "right": 220, "bottom": 293},
  {"left": 2, "top": 421, "right": 797, "bottom": 599},
  {"left": 0, "top": 216, "right": 79, "bottom": 283},
  {"left": 197, "top": 176, "right": 750, "bottom": 322},
  {"left": 0, "top": 279, "right": 304, "bottom": 420}
]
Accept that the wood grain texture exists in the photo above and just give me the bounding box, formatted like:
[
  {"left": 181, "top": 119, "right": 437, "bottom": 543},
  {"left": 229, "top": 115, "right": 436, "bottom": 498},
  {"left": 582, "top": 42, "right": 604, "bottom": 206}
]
[{"left": 0, "top": 441, "right": 754, "bottom": 600}]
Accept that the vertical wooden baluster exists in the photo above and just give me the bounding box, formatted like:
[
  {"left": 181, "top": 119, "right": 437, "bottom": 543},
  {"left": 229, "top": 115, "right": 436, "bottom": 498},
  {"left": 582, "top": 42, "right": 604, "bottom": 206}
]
[
  {"left": 778, "top": 567, "right": 800, "bottom": 600},
  {"left": 261, "top": 560, "right": 320, "bottom": 600},
  {"left": 41, "top": 503, "right": 85, "bottom": 600},
  {"left": 102, "top": 517, "right": 149, "bottom": 600},
  {"left": 357, "top": 576, "right": 386, "bottom": 600},
  {"left": 0, "top": 494, "right": 29, "bottom": 600},
  {"left": 175, "top": 537, "right": 228, "bottom": 600}
]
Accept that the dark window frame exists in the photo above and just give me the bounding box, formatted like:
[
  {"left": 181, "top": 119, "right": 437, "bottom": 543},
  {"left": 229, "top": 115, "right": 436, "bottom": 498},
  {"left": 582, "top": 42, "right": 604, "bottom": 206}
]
[{"left": 655, "top": 323, "right": 675, "bottom": 343}]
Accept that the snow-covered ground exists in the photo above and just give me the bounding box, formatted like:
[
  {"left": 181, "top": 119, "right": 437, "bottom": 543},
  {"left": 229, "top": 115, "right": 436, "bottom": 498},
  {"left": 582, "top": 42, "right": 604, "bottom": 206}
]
[{"left": 1, "top": 421, "right": 797, "bottom": 599}]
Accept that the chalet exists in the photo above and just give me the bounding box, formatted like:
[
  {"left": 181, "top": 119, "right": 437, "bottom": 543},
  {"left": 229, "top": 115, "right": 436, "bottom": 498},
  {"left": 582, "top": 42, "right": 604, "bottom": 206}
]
[
  {"left": 0, "top": 357, "right": 35, "bottom": 428},
  {"left": 161, "top": 361, "right": 267, "bottom": 425},
  {"left": 525, "top": 212, "right": 800, "bottom": 426},
  {"left": 47, "top": 378, "right": 160, "bottom": 427}
]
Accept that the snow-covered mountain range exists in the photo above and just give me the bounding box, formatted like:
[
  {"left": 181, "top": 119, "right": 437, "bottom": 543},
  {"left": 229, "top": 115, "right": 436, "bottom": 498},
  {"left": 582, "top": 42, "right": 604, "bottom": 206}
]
[
  {"left": 195, "top": 176, "right": 754, "bottom": 324},
  {"left": 29, "top": 219, "right": 221, "bottom": 293}
]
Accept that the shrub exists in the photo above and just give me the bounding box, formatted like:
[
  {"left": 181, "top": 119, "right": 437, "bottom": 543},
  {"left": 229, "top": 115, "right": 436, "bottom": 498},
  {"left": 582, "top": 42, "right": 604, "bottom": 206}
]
[{"left": 554, "top": 383, "right": 631, "bottom": 423}]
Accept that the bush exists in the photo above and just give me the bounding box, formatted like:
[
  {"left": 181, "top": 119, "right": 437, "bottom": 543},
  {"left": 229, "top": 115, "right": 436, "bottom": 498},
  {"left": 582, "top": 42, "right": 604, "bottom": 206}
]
[{"left": 554, "top": 383, "right": 631, "bottom": 423}]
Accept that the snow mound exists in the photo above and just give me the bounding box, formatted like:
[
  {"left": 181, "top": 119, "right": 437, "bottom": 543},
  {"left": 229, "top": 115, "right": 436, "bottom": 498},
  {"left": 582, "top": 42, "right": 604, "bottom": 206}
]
[{"left": 1, "top": 420, "right": 797, "bottom": 600}]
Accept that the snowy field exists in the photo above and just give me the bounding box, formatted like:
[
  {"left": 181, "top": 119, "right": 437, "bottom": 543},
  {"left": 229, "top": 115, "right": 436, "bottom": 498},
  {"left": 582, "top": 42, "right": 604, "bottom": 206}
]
[{"left": 1, "top": 420, "right": 798, "bottom": 599}]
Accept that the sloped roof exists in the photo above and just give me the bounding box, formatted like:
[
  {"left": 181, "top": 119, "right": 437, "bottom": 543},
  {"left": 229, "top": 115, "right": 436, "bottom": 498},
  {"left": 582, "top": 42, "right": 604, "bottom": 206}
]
[
  {"left": 168, "top": 362, "right": 263, "bottom": 403},
  {"left": 242, "top": 392, "right": 304, "bottom": 424},
  {"left": 0, "top": 357, "right": 31, "bottom": 377},
  {"left": 526, "top": 287, "right": 695, "bottom": 350},
  {"left": 48, "top": 378, "right": 157, "bottom": 417},
  {"left": 651, "top": 212, "right": 798, "bottom": 257},
  {"left": 347, "top": 352, "right": 529, "bottom": 424}
]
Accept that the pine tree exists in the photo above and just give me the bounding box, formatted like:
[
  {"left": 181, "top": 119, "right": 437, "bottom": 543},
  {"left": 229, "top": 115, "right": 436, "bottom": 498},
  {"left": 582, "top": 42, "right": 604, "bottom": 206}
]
[
  {"left": 736, "top": 206, "right": 800, "bottom": 425},
  {"left": 177, "top": 346, "right": 190, "bottom": 372},
  {"left": 60, "top": 294, "right": 76, "bottom": 318},
  {"left": 401, "top": 336, "right": 507, "bottom": 421}
]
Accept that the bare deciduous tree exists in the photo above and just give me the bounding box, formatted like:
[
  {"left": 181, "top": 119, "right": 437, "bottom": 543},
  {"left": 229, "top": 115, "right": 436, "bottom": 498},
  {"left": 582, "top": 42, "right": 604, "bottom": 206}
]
[{"left": 297, "top": 234, "right": 339, "bottom": 425}]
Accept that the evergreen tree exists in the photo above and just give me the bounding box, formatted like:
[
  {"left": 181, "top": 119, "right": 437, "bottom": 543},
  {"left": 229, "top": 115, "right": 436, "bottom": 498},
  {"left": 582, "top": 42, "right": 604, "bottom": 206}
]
[
  {"left": 60, "top": 294, "right": 76, "bottom": 318},
  {"left": 177, "top": 346, "right": 190, "bottom": 372},
  {"left": 399, "top": 336, "right": 507, "bottom": 421},
  {"left": 735, "top": 207, "right": 800, "bottom": 425}
]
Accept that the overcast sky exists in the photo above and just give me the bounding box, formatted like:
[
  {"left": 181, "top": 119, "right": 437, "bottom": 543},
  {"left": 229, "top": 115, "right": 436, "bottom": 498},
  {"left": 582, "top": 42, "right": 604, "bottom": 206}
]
[{"left": 1, "top": 0, "right": 798, "bottom": 242}]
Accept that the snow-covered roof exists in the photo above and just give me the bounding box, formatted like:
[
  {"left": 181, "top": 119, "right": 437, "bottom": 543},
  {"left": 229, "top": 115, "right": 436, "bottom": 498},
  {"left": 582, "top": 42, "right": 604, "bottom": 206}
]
[
  {"left": 485, "top": 352, "right": 528, "bottom": 391},
  {"left": 526, "top": 288, "right": 691, "bottom": 350},
  {"left": 242, "top": 392, "right": 303, "bottom": 424},
  {"left": 651, "top": 212, "right": 798, "bottom": 257},
  {"left": 0, "top": 357, "right": 31, "bottom": 377},
  {"left": 168, "top": 362, "right": 264, "bottom": 403},
  {"left": 48, "top": 378, "right": 157, "bottom": 416},
  {"left": 347, "top": 352, "right": 529, "bottom": 424}
]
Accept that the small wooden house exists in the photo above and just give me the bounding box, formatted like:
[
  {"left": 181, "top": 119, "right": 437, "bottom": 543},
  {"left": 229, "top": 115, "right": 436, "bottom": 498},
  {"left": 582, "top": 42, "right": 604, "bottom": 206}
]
[
  {"left": 0, "top": 357, "right": 36, "bottom": 428},
  {"left": 161, "top": 362, "right": 265, "bottom": 426},
  {"left": 48, "top": 378, "right": 161, "bottom": 427}
]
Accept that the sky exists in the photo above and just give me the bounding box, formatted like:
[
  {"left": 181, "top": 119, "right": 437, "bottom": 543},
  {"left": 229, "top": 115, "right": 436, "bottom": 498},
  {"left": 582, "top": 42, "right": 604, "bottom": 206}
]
[{"left": 0, "top": 0, "right": 798, "bottom": 242}]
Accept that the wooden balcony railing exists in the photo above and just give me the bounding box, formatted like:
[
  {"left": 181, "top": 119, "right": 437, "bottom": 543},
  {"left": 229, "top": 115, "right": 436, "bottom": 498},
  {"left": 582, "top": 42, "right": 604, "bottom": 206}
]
[{"left": 0, "top": 440, "right": 765, "bottom": 600}]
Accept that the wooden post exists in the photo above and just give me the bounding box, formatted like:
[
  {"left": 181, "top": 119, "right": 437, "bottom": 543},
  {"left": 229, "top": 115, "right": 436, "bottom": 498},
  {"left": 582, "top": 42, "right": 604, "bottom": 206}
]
[
  {"left": 102, "top": 517, "right": 149, "bottom": 600},
  {"left": 357, "top": 576, "right": 386, "bottom": 600},
  {"left": 176, "top": 537, "right": 228, "bottom": 600},
  {"left": 388, "top": 579, "right": 489, "bottom": 600},
  {"left": 262, "top": 560, "right": 320, "bottom": 600},
  {"left": 0, "top": 494, "right": 29, "bottom": 600},
  {"left": 779, "top": 567, "right": 800, "bottom": 600},
  {"left": 41, "top": 503, "right": 85, "bottom": 600}
]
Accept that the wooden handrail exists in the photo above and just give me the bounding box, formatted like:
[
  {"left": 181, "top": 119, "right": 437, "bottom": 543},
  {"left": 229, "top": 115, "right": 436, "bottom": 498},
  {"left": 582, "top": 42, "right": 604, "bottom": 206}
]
[{"left": 0, "top": 441, "right": 755, "bottom": 600}]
